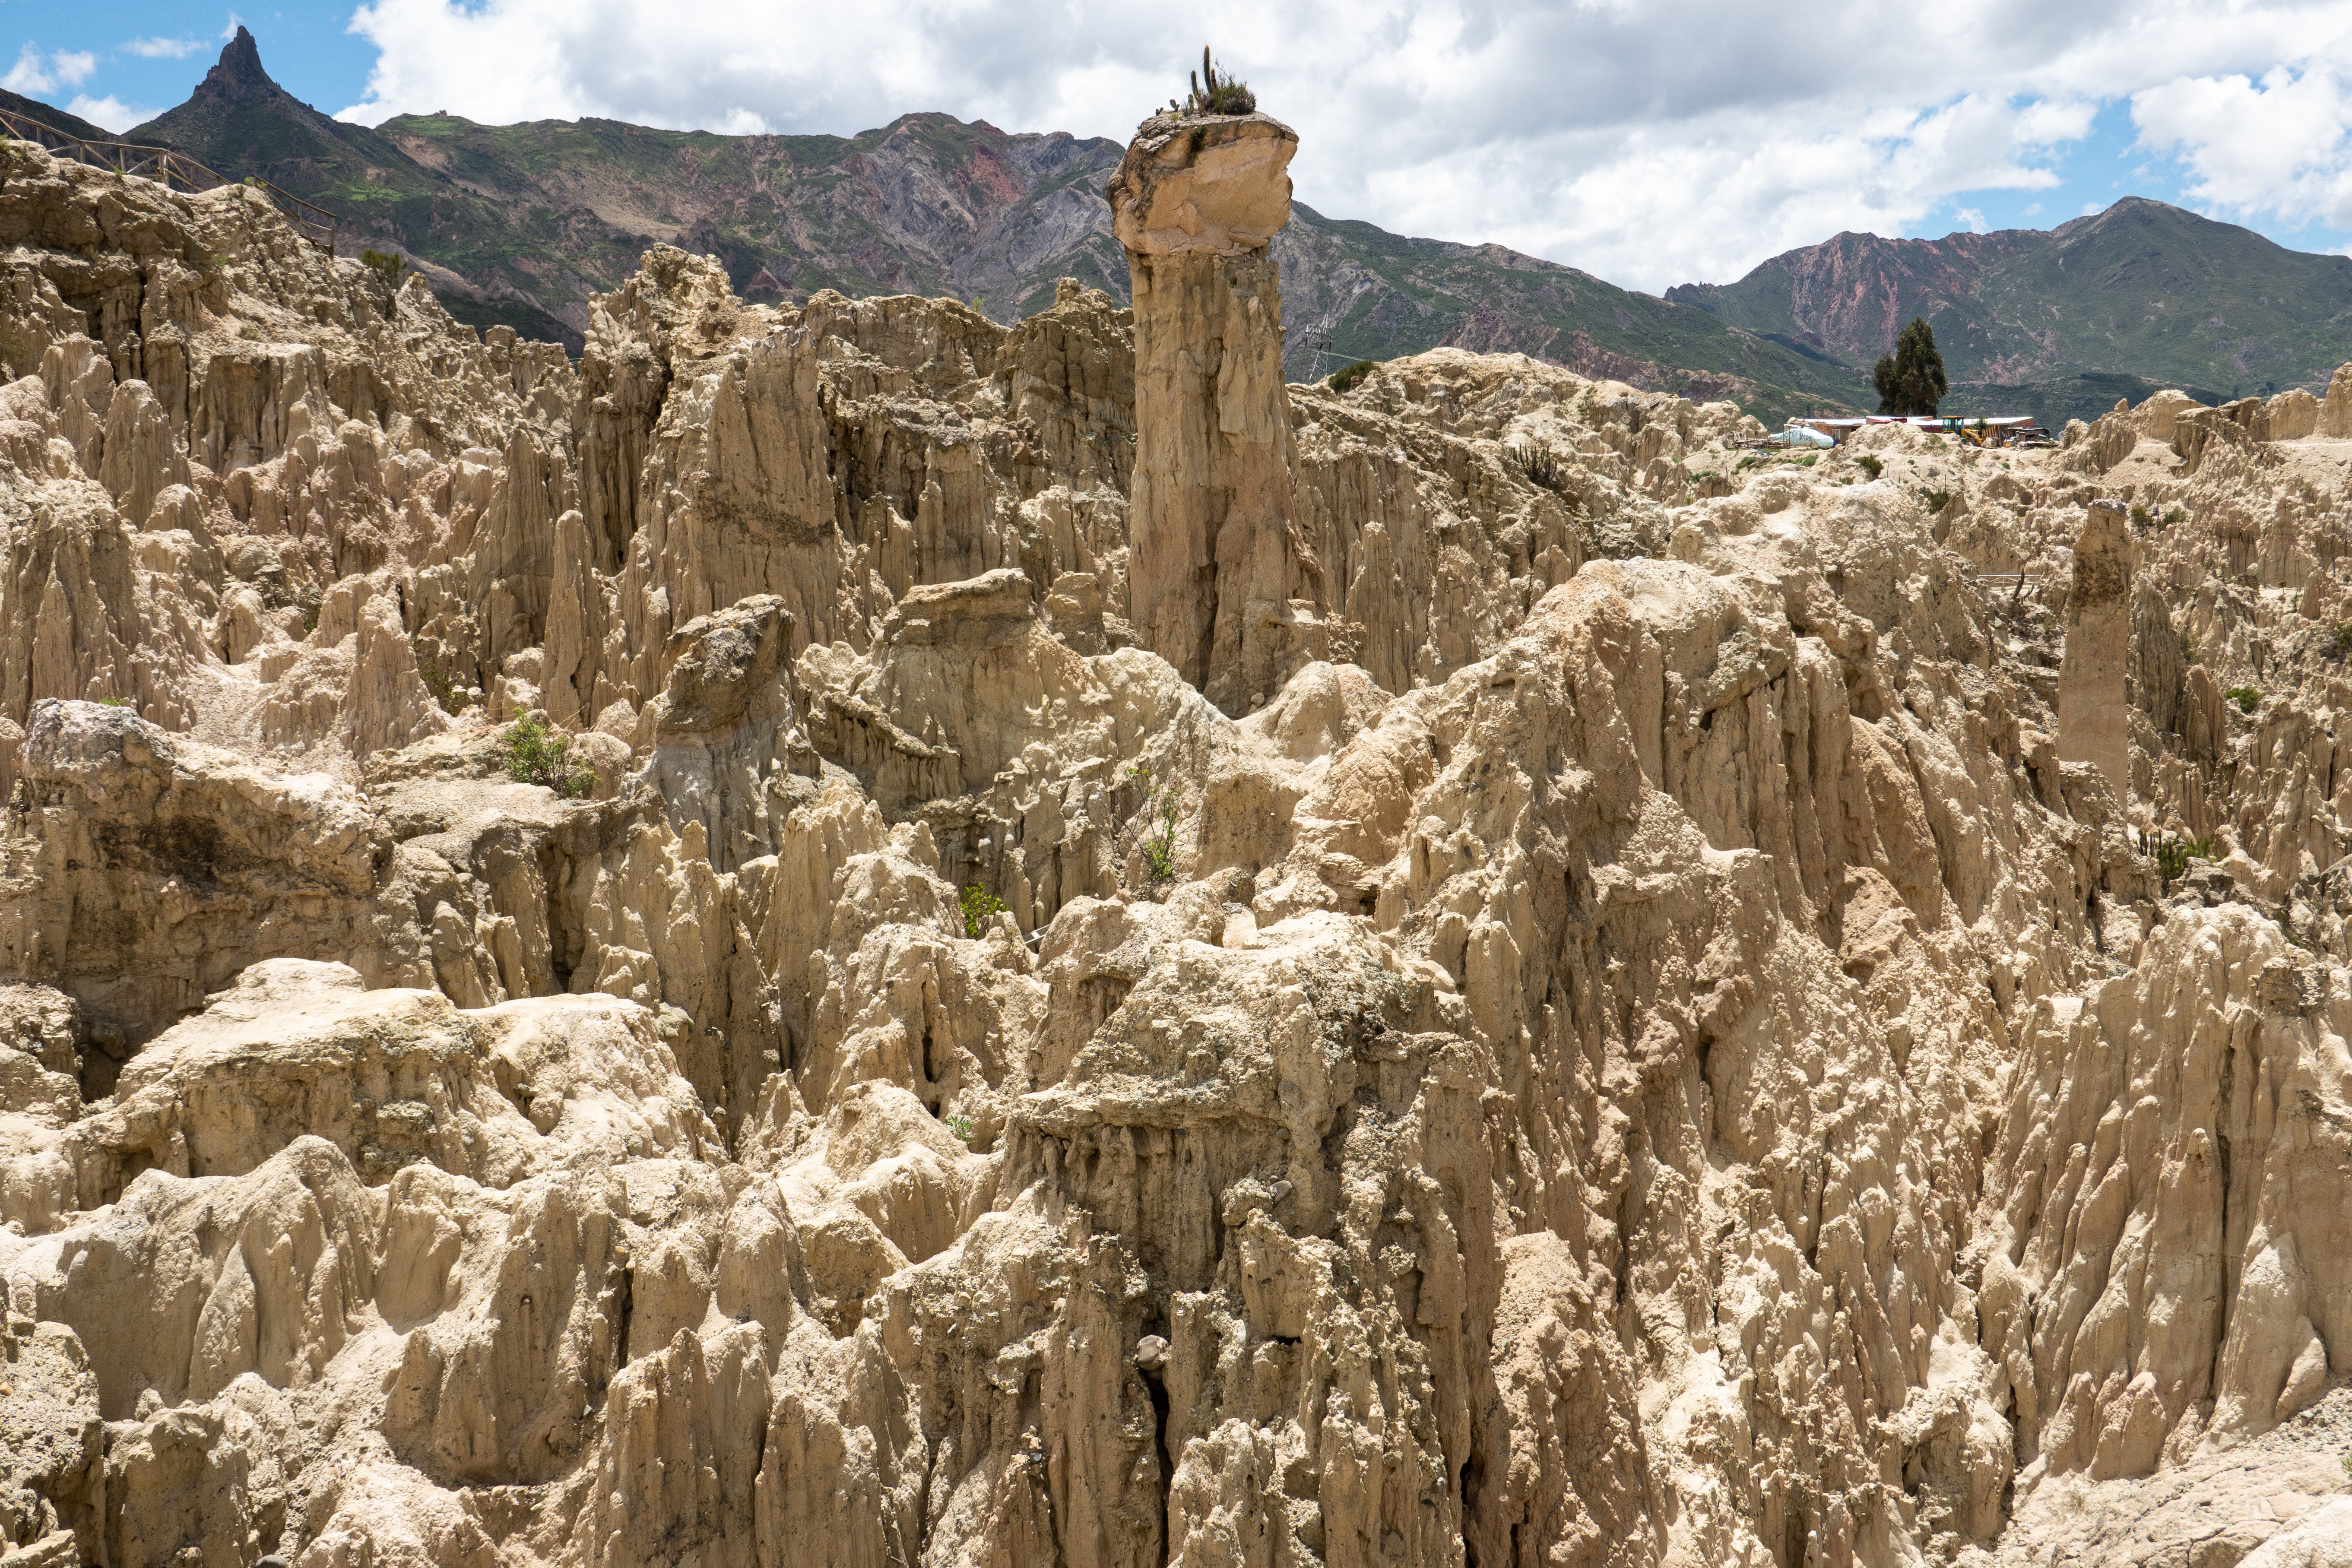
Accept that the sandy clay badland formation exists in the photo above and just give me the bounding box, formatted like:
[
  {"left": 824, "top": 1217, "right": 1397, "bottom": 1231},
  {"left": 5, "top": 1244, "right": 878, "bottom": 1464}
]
[{"left": 9, "top": 90, "right": 2352, "bottom": 1568}]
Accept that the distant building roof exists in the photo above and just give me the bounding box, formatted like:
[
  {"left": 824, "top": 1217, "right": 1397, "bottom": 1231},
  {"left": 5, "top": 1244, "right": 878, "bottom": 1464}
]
[{"left": 1789, "top": 415, "right": 2035, "bottom": 430}]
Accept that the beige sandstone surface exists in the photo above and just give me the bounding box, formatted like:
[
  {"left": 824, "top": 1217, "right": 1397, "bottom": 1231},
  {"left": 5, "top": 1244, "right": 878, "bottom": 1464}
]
[
  {"left": 1112, "top": 112, "right": 1309, "bottom": 715},
  {"left": 2, "top": 118, "right": 2352, "bottom": 1568}
]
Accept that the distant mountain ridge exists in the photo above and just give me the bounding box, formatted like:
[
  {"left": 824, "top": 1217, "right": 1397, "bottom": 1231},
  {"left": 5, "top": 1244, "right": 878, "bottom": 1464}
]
[
  {"left": 0, "top": 89, "right": 114, "bottom": 144},
  {"left": 100, "top": 32, "right": 1859, "bottom": 418},
  {"left": 8, "top": 30, "right": 2346, "bottom": 428},
  {"left": 1666, "top": 200, "right": 2352, "bottom": 422}
]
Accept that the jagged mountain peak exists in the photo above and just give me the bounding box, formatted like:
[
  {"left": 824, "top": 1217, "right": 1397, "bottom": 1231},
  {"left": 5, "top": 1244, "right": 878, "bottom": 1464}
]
[{"left": 204, "top": 25, "right": 275, "bottom": 98}]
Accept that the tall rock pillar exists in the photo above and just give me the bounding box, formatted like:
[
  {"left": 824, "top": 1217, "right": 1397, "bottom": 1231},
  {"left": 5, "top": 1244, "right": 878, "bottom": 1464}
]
[
  {"left": 2057, "top": 499, "right": 2133, "bottom": 803},
  {"left": 1109, "top": 112, "right": 1314, "bottom": 716},
  {"left": 2323, "top": 362, "right": 2352, "bottom": 438}
]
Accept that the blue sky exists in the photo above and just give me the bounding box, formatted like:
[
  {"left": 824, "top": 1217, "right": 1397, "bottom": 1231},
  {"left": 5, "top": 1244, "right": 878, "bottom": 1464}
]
[
  {"left": 8, "top": 2, "right": 2352, "bottom": 293},
  {"left": 1961, "top": 103, "right": 2186, "bottom": 233},
  {"left": 1940, "top": 98, "right": 2349, "bottom": 251}
]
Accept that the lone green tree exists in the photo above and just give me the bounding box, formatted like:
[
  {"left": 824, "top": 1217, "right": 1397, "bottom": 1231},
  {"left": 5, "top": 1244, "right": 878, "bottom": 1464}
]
[
  {"left": 360, "top": 247, "right": 407, "bottom": 291},
  {"left": 1873, "top": 316, "right": 1948, "bottom": 416}
]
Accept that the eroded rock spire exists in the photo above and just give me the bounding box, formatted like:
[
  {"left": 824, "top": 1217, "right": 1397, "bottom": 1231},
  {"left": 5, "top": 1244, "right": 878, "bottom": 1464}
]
[
  {"left": 1109, "top": 95, "right": 1317, "bottom": 716},
  {"left": 2057, "top": 498, "right": 2133, "bottom": 803}
]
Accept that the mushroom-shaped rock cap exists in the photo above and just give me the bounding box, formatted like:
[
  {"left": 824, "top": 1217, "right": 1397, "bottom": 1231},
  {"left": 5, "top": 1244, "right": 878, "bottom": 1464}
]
[{"left": 1108, "top": 113, "right": 1297, "bottom": 257}]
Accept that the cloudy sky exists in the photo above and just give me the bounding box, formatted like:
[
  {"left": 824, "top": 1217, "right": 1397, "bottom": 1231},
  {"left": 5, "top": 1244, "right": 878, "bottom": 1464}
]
[{"left": 12, "top": 1, "right": 2352, "bottom": 293}]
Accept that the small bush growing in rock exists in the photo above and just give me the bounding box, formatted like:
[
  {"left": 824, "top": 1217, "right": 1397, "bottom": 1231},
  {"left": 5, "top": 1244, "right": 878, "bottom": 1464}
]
[
  {"left": 1128, "top": 764, "right": 1183, "bottom": 885},
  {"left": 2136, "top": 829, "right": 2215, "bottom": 892},
  {"left": 1144, "top": 793, "right": 1180, "bottom": 883},
  {"left": 504, "top": 715, "right": 596, "bottom": 797},
  {"left": 361, "top": 247, "right": 406, "bottom": 291},
  {"left": 2137, "top": 830, "right": 2189, "bottom": 888},
  {"left": 1326, "top": 359, "right": 1381, "bottom": 394},
  {"left": 2333, "top": 621, "right": 2352, "bottom": 657},
  {"left": 960, "top": 884, "right": 1007, "bottom": 938},
  {"left": 412, "top": 637, "right": 466, "bottom": 713},
  {"left": 1854, "top": 454, "right": 1883, "bottom": 479},
  {"left": 2226, "top": 686, "right": 2263, "bottom": 714},
  {"left": 1504, "top": 441, "right": 1572, "bottom": 494}
]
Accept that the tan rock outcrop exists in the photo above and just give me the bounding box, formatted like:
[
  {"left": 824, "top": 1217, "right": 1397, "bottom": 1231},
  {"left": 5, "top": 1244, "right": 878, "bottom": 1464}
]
[
  {"left": 2135, "top": 387, "right": 2202, "bottom": 441},
  {"left": 629, "top": 593, "right": 809, "bottom": 874},
  {"left": 2322, "top": 363, "right": 2352, "bottom": 437},
  {"left": 1287, "top": 351, "right": 1601, "bottom": 691},
  {"left": 2062, "top": 403, "right": 2139, "bottom": 475},
  {"left": 0, "top": 700, "right": 423, "bottom": 1056},
  {"left": 1111, "top": 113, "right": 1309, "bottom": 715},
  {"left": 2056, "top": 500, "right": 2133, "bottom": 803},
  {"left": 1981, "top": 903, "right": 2352, "bottom": 1481},
  {"left": 796, "top": 565, "right": 1229, "bottom": 934},
  {"left": 0, "top": 1316, "right": 100, "bottom": 1562},
  {"left": 2176, "top": 397, "right": 2275, "bottom": 475},
  {"left": 569, "top": 260, "right": 1138, "bottom": 724},
  {"left": 2269, "top": 386, "right": 2320, "bottom": 440}
]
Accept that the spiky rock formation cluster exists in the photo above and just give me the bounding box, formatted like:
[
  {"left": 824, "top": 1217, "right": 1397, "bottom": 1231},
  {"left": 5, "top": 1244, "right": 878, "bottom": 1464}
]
[{"left": 3, "top": 117, "right": 2352, "bottom": 1568}]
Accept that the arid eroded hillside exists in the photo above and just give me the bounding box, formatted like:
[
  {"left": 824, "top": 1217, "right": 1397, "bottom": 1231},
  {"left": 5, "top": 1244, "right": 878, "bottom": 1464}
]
[{"left": 3, "top": 95, "right": 2352, "bottom": 1568}]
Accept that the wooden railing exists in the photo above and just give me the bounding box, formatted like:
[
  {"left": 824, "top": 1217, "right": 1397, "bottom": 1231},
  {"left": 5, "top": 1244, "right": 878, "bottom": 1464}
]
[{"left": 0, "top": 105, "right": 342, "bottom": 253}]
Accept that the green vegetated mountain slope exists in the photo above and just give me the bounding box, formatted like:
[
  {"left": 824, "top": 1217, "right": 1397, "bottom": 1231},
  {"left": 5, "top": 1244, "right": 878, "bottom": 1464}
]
[
  {"left": 104, "top": 31, "right": 1859, "bottom": 418},
  {"left": 386, "top": 105, "right": 1859, "bottom": 417},
  {"left": 121, "top": 31, "right": 1128, "bottom": 358},
  {"left": 38, "top": 29, "right": 2352, "bottom": 428},
  {"left": 1273, "top": 212, "right": 1867, "bottom": 419},
  {"left": 0, "top": 89, "right": 116, "bottom": 145},
  {"left": 372, "top": 107, "right": 1133, "bottom": 325},
  {"left": 123, "top": 29, "right": 588, "bottom": 350},
  {"left": 1668, "top": 199, "right": 2352, "bottom": 425}
]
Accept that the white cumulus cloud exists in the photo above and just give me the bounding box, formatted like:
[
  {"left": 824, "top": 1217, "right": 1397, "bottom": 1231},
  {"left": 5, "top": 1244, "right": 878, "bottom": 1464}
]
[
  {"left": 3, "top": 45, "right": 98, "bottom": 98},
  {"left": 2133, "top": 61, "right": 2352, "bottom": 230},
  {"left": 336, "top": 0, "right": 2352, "bottom": 290},
  {"left": 65, "top": 96, "right": 156, "bottom": 134},
  {"left": 123, "top": 37, "right": 207, "bottom": 60}
]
